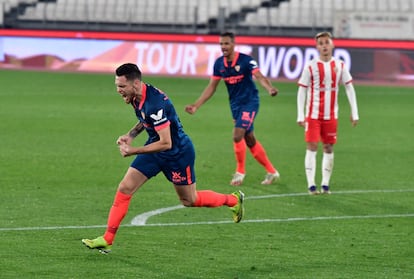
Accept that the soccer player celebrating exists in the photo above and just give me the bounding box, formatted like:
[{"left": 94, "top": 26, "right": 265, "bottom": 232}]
[
  {"left": 185, "top": 32, "right": 280, "bottom": 186},
  {"left": 82, "top": 63, "right": 244, "bottom": 254},
  {"left": 297, "top": 32, "right": 359, "bottom": 195}
]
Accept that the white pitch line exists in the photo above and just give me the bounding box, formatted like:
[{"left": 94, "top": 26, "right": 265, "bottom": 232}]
[
  {"left": 134, "top": 213, "right": 414, "bottom": 227},
  {"left": 1, "top": 214, "right": 413, "bottom": 232},
  {"left": 130, "top": 188, "right": 414, "bottom": 225},
  {"left": 0, "top": 224, "right": 107, "bottom": 232},
  {"left": 0, "top": 189, "right": 413, "bottom": 232},
  {"left": 248, "top": 188, "right": 414, "bottom": 200}
]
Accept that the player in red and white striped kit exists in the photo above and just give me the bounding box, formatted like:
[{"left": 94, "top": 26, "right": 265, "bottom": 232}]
[{"left": 297, "top": 32, "right": 359, "bottom": 195}]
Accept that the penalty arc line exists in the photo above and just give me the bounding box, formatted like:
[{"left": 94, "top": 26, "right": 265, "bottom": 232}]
[{"left": 0, "top": 189, "right": 413, "bottom": 232}]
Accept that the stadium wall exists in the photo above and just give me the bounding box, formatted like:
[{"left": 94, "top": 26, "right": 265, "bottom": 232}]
[{"left": 1, "top": 29, "right": 413, "bottom": 85}]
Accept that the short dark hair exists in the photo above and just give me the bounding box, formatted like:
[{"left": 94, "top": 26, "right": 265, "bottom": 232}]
[
  {"left": 115, "top": 63, "right": 142, "bottom": 81},
  {"left": 220, "top": 31, "right": 235, "bottom": 42}
]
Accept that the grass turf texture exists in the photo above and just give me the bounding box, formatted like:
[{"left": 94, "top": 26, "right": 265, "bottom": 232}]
[{"left": 0, "top": 70, "right": 413, "bottom": 278}]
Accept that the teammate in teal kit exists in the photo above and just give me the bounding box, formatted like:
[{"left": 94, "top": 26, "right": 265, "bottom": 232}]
[
  {"left": 185, "top": 32, "right": 280, "bottom": 186},
  {"left": 82, "top": 63, "right": 244, "bottom": 254}
]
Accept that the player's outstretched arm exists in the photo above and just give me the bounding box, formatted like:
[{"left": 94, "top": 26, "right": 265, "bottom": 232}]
[
  {"left": 254, "top": 71, "right": 278, "bottom": 96},
  {"left": 185, "top": 78, "right": 220, "bottom": 114}
]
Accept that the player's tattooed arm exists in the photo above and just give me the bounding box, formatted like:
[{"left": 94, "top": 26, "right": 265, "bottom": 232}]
[{"left": 128, "top": 122, "right": 145, "bottom": 138}]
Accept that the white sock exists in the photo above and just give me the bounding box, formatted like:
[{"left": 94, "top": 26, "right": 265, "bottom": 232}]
[
  {"left": 322, "top": 152, "right": 334, "bottom": 186},
  {"left": 305, "top": 150, "right": 317, "bottom": 188}
]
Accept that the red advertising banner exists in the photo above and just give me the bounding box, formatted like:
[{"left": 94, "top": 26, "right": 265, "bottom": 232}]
[{"left": 1, "top": 29, "right": 413, "bottom": 84}]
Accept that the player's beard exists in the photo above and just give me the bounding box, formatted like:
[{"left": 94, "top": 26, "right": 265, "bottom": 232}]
[
  {"left": 123, "top": 94, "right": 132, "bottom": 104},
  {"left": 223, "top": 47, "right": 235, "bottom": 60}
]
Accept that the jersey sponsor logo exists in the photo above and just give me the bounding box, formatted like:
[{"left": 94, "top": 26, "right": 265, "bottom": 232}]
[
  {"left": 172, "top": 171, "right": 186, "bottom": 183},
  {"left": 241, "top": 111, "right": 252, "bottom": 121},
  {"left": 224, "top": 74, "right": 244, "bottom": 84},
  {"left": 150, "top": 109, "right": 167, "bottom": 125}
]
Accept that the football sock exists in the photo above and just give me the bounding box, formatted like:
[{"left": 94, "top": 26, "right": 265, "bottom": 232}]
[
  {"left": 103, "top": 190, "right": 132, "bottom": 245},
  {"left": 249, "top": 141, "right": 276, "bottom": 173},
  {"left": 193, "top": 190, "right": 238, "bottom": 207},
  {"left": 305, "top": 150, "right": 317, "bottom": 187},
  {"left": 321, "top": 152, "right": 334, "bottom": 186},
  {"left": 233, "top": 139, "right": 247, "bottom": 174}
]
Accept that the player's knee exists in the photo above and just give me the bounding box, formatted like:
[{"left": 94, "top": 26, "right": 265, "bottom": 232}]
[
  {"left": 245, "top": 137, "right": 256, "bottom": 147},
  {"left": 233, "top": 135, "right": 244, "bottom": 142},
  {"left": 307, "top": 142, "right": 318, "bottom": 151},
  {"left": 323, "top": 144, "right": 334, "bottom": 153},
  {"left": 117, "top": 181, "right": 135, "bottom": 195}
]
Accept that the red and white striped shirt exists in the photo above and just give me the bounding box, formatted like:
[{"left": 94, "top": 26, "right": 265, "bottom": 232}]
[{"left": 297, "top": 57, "right": 357, "bottom": 121}]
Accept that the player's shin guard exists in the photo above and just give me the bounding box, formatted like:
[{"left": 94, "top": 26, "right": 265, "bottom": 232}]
[
  {"left": 193, "top": 190, "right": 237, "bottom": 207},
  {"left": 233, "top": 139, "right": 247, "bottom": 174},
  {"left": 249, "top": 141, "right": 276, "bottom": 173},
  {"left": 103, "top": 191, "right": 132, "bottom": 245},
  {"left": 305, "top": 150, "right": 317, "bottom": 187},
  {"left": 322, "top": 152, "right": 334, "bottom": 186}
]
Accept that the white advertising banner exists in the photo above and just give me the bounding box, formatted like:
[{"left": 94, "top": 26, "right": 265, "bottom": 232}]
[
  {"left": 334, "top": 12, "right": 414, "bottom": 39},
  {"left": 1, "top": 29, "right": 414, "bottom": 84}
]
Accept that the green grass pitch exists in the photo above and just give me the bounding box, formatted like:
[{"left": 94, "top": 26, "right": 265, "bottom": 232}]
[{"left": 0, "top": 69, "right": 413, "bottom": 278}]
